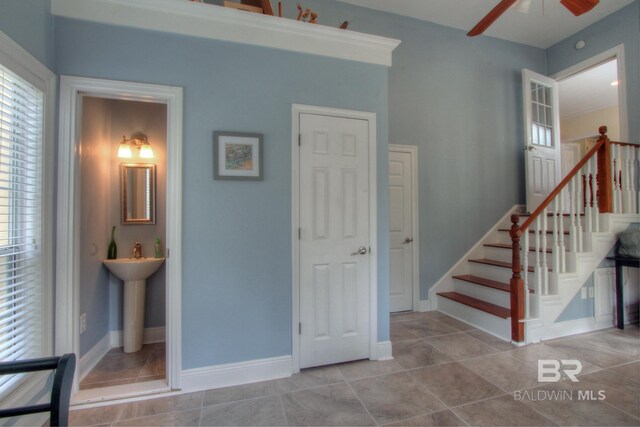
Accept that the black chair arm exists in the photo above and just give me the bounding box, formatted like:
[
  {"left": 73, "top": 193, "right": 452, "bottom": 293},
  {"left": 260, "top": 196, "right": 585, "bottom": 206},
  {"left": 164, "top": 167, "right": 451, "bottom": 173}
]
[{"left": 0, "top": 353, "right": 76, "bottom": 426}]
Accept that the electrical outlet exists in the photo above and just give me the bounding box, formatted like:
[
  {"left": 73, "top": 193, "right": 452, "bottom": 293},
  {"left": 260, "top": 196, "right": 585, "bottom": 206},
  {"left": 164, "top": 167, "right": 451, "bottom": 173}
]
[
  {"left": 588, "top": 287, "right": 594, "bottom": 298},
  {"left": 80, "top": 313, "right": 87, "bottom": 334},
  {"left": 581, "top": 287, "right": 588, "bottom": 299}
]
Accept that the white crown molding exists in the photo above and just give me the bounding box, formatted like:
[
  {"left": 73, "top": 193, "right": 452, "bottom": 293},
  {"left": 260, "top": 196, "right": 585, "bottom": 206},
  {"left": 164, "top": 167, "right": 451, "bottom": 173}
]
[{"left": 51, "top": 0, "right": 400, "bottom": 66}]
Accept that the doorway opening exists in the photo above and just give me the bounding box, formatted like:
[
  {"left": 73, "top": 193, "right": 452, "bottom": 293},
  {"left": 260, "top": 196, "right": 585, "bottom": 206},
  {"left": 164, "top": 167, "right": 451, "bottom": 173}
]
[
  {"left": 77, "top": 97, "right": 167, "bottom": 392},
  {"left": 56, "top": 77, "right": 183, "bottom": 404},
  {"left": 553, "top": 45, "right": 628, "bottom": 177}
]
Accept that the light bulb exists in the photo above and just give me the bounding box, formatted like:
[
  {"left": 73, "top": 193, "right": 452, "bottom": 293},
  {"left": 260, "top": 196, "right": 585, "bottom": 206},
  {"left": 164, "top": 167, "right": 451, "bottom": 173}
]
[
  {"left": 118, "top": 143, "right": 132, "bottom": 158},
  {"left": 139, "top": 145, "right": 154, "bottom": 159}
]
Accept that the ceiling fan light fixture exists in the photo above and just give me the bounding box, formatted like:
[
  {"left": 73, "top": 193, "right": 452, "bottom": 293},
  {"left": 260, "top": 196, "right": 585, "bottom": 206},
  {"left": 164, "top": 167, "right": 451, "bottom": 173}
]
[
  {"left": 512, "top": 0, "right": 533, "bottom": 13},
  {"left": 560, "top": 0, "right": 600, "bottom": 17}
]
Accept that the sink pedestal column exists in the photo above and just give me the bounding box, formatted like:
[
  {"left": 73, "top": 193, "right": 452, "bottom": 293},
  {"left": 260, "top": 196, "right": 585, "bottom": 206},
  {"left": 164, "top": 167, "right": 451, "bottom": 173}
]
[{"left": 123, "top": 279, "right": 146, "bottom": 353}]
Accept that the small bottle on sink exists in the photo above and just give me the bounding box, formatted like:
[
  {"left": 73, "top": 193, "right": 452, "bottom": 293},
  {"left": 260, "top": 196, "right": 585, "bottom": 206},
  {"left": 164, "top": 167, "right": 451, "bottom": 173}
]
[{"left": 155, "top": 237, "right": 163, "bottom": 258}]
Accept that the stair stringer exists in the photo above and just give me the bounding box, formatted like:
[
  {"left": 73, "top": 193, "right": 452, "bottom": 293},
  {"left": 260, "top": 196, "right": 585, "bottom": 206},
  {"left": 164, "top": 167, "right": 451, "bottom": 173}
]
[
  {"left": 525, "top": 213, "right": 638, "bottom": 343},
  {"left": 428, "top": 204, "right": 523, "bottom": 310}
]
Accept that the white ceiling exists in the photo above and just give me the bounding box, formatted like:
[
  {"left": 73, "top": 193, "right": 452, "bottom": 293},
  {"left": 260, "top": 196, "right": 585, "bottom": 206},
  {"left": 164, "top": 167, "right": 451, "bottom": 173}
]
[
  {"left": 337, "top": 0, "right": 633, "bottom": 48},
  {"left": 558, "top": 59, "right": 619, "bottom": 119}
]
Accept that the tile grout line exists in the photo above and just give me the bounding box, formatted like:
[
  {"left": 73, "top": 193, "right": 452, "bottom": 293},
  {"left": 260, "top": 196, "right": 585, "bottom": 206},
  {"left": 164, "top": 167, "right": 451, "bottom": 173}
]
[{"left": 343, "top": 377, "right": 380, "bottom": 426}]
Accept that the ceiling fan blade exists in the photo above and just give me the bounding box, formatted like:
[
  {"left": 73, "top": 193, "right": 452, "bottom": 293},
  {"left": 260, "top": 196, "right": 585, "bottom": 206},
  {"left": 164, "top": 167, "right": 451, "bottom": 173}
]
[
  {"left": 560, "top": 0, "right": 600, "bottom": 16},
  {"left": 467, "top": 0, "right": 519, "bottom": 37}
]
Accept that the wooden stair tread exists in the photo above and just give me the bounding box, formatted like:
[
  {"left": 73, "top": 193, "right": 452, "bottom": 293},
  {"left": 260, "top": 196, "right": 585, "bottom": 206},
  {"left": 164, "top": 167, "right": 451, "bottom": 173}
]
[
  {"left": 469, "top": 258, "right": 536, "bottom": 272},
  {"left": 437, "top": 292, "right": 510, "bottom": 319},
  {"left": 453, "top": 274, "right": 510, "bottom": 292},
  {"left": 484, "top": 243, "right": 554, "bottom": 253},
  {"left": 498, "top": 228, "right": 569, "bottom": 235},
  {"left": 519, "top": 213, "right": 585, "bottom": 217}
]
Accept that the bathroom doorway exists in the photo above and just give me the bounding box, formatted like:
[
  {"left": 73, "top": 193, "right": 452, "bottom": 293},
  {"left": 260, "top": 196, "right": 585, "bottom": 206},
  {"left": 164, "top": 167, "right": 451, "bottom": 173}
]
[
  {"left": 56, "top": 77, "right": 183, "bottom": 404},
  {"left": 78, "top": 97, "right": 167, "bottom": 391}
]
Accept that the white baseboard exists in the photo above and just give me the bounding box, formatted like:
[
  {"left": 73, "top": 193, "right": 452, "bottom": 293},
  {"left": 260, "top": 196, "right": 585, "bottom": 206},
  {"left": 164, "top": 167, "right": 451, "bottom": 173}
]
[
  {"left": 418, "top": 299, "right": 432, "bottom": 312},
  {"left": 181, "top": 355, "right": 292, "bottom": 393},
  {"left": 109, "top": 326, "right": 166, "bottom": 347},
  {"left": 79, "top": 333, "right": 111, "bottom": 381},
  {"left": 543, "top": 317, "right": 613, "bottom": 341},
  {"left": 375, "top": 341, "right": 393, "bottom": 360}
]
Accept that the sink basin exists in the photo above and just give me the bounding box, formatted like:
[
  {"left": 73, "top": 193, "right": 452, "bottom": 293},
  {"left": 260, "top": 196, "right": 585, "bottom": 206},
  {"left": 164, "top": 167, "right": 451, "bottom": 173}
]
[
  {"left": 103, "top": 257, "right": 165, "bottom": 282},
  {"left": 103, "top": 257, "right": 165, "bottom": 353}
]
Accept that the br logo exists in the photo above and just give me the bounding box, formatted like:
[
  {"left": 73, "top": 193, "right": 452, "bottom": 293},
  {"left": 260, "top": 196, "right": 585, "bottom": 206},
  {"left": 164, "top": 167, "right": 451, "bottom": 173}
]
[{"left": 538, "top": 359, "right": 582, "bottom": 382}]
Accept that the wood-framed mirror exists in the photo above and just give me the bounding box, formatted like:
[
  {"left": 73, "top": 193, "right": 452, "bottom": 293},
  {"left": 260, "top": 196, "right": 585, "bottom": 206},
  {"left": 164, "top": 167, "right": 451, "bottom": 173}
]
[{"left": 121, "top": 163, "right": 156, "bottom": 224}]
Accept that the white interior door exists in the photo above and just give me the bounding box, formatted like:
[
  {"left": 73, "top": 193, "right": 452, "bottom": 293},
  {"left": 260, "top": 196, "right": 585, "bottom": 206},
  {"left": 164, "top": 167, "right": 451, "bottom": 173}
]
[
  {"left": 299, "top": 113, "right": 370, "bottom": 369},
  {"left": 523, "top": 69, "right": 562, "bottom": 212},
  {"left": 388, "top": 148, "right": 415, "bottom": 312}
]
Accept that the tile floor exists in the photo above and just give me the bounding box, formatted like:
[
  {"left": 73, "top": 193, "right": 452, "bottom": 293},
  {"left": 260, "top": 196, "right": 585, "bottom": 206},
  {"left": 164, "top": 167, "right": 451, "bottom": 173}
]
[
  {"left": 69, "top": 312, "right": 640, "bottom": 426},
  {"left": 80, "top": 343, "right": 166, "bottom": 390}
]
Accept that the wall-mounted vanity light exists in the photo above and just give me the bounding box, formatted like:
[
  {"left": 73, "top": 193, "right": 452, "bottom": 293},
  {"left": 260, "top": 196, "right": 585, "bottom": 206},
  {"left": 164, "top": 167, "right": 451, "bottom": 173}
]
[{"left": 117, "top": 133, "right": 154, "bottom": 159}]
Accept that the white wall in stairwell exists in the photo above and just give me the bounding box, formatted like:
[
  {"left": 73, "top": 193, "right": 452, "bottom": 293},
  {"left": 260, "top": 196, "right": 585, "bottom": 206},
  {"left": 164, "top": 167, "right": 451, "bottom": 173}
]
[{"left": 555, "top": 222, "right": 639, "bottom": 325}]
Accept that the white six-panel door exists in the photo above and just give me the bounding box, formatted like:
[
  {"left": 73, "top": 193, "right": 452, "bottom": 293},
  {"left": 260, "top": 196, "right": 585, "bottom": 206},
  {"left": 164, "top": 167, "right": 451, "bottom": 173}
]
[
  {"left": 388, "top": 149, "right": 415, "bottom": 312},
  {"left": 299, "top": 113, "right": 370, "bottom": 369}
]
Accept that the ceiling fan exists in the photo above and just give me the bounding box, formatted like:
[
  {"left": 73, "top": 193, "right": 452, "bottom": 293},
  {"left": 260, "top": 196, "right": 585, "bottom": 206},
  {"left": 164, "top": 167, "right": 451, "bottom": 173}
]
[{"left": 467, "top": 0, "right": 600, "bottom": 36}]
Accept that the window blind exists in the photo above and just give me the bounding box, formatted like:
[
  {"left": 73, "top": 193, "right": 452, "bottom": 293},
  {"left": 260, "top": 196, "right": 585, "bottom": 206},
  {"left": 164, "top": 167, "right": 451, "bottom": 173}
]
[{"left": 0, "top": 64, "right": 44, "bottom": 393}]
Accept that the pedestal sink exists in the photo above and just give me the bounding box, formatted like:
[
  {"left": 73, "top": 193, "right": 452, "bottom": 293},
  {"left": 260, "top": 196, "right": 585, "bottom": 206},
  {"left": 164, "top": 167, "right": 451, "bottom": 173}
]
[{"left": 103, "top": 257, "right": 165, "bottom": 353}]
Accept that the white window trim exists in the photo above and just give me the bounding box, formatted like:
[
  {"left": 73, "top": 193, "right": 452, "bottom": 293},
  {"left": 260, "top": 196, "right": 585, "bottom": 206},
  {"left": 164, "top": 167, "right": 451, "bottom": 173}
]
[{"left": 0, "top": 30, "right": 56, "bottom": 407}]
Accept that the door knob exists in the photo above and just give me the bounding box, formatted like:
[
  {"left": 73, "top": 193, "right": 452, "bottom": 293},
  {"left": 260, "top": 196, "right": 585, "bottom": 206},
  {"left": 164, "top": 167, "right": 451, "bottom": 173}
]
[
  {"left": 524, "top": 145, "right": 535, "bottom": 152},
  {"left": 351, "top": 246, "right": 367, "bottom": 256},
  {"left": 402, "top": 237, "right": 413, "bottom": 244}
]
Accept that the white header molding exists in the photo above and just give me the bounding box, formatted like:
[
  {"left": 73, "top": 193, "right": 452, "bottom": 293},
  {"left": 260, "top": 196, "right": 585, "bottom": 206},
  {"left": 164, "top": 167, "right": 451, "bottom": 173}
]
[{"left": 52, "top": 0, "right": 401, "bottom": 66}]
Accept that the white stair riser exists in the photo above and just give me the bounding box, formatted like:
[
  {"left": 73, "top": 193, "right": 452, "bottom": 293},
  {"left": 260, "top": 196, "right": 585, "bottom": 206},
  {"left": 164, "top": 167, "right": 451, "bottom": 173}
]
[
  {"left": 469, "top": 262, "right": 534, "bottom": 284},
  {"left": 496, "top": 231, "right": 570, "bottom": 249},
  {"left": 452, "top": 280, "right": 510, "bottom": 308},
  {"left": 437, "top": 297, "right": 511, "bottom": 341},
  {"left": 483, "top": 247, "right": 555, "bottom": 266},
  {"left": 505, "top": 216, "right": 585, "bottom": 230}
]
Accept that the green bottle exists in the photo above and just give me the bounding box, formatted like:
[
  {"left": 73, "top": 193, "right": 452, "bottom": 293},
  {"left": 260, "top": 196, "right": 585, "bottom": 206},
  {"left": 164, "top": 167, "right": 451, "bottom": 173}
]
[{"left": 107, "top": 226, "right": 117, "bottom": 259}]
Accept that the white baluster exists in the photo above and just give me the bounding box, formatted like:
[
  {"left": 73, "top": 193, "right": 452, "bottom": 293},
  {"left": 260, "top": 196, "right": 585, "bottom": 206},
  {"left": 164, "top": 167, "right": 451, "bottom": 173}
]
[
  {"left": 585, "top": 160, "right": 593, "bottom": 233},
  {"left": 576, "top": 171, "right": 584, "bottom": 252},
  {"left": 569, "top": 178, "right": 578, "bottom": 253},
  {"left": 631, "top": 147, "right": 640, "bottom": 214},
  {"left": 542, "top": 207, "right": 549, "bottom": 295},
  {"left": 559, "top": 188, "right": 566, "bottom": 272},
  {"left": 523, "top": 229, "right": 530, "bottom": 317},
  {"left": 535, "top": 216, "right": 542, "bottom": 295},
  {"left": 591, "top": 156, "right": 599, "bottom": 232},
  {"left": 623, "top": 145, "right": 633, "bottom": 213},
  {"left": 611, "top": 144, "right": 618, "bottom": 213},
  {"left": 552, "top": 198, "right": 560, "bottom": 275}
]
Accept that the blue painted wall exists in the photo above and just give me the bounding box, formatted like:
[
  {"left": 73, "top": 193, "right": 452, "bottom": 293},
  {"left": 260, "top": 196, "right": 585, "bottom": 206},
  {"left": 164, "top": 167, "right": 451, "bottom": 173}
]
[
  {"left": 0, "top": 0, "right": 54, "bottom": 69},
  {"left": 54, "top": 18, "right": 389, "bottom": 369},
  {"left": 547, "top": 1, "right": 639, "bottom": 143},
  {"left": 289, "top": 1, "right": 547, "bottom": 298},
  {"left": 549, "top": 0, "right": 639, "bottom": 323}
]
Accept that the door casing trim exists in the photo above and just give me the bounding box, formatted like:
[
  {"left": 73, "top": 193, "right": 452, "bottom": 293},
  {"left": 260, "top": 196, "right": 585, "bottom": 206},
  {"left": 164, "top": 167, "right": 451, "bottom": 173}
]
[
  {"left": 291, "top": 104, "right": 378, "bottom": 373},
  {"left": 388, "top": 144, "right": 420, "bottom": 312},
  {"left": 56, "top": 76, "right": 183, "bottom": 398},
  {"left": 551, "top": 44, "right": 628, "bottom": 142}
]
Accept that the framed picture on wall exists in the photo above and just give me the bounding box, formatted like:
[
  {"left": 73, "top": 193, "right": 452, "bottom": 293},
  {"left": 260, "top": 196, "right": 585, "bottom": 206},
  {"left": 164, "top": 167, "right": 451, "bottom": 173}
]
[{"left": 213, "top": 131, "right": 263, "bottom": 180}]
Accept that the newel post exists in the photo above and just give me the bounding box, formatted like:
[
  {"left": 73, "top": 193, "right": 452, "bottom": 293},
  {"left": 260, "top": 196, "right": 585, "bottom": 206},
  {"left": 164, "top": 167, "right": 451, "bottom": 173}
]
[
  {"left": 597, "top": 125, "right": 612, "bottom": 213},
  {"left": 509, "top": 214, "right": 525, "bottom": 343}
]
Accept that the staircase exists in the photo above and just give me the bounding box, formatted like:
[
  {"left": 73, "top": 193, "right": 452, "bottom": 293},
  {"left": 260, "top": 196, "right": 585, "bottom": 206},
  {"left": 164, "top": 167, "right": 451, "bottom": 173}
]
[{"left": 431, "top": 128, "right": 639, "bottom": 343}]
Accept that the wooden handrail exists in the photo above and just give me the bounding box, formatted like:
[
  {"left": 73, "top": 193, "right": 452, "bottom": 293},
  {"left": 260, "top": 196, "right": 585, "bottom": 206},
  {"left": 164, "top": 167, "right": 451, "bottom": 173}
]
[
  {"left": 610, "top": 141, "right": 639, "bottom": 147},
  {"left": 510, "top": 125, "right": 615, "bottom": 343},
  {"left": 519, "top": 126, "right": 609, "bottom": 233}
]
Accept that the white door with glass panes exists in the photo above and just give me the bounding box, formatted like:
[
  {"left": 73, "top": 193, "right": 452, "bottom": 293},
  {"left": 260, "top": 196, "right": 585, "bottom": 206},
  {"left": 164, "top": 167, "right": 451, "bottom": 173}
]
[
  {"left": 298, "top": 113, "right": 371, "bottom": 369},
  {"left": 523, "top": 69, "right": 561, "bottom": 212}
]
